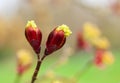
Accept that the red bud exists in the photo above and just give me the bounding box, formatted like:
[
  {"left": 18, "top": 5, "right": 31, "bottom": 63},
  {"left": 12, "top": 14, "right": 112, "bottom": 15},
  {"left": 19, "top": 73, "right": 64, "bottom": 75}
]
[
  {"left": 94, "top": 50, "right": 104, "bottom": 67},
  {"left": 17, "top": 64, "right": 30, "bottom": 75},
  {"left": 45, "top": 29, "right": 66, "bottom": 55},
  {"left": 25, "top": 21, "right": 42, "bottom": 54},
  {"left": 77, "top": 32, "right": 90, "bottom": 51}
]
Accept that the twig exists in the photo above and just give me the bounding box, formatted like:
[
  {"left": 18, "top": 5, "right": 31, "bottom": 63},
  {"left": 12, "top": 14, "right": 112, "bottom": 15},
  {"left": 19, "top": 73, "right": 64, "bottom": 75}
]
[{"left": 31, "top": 54, "right": 46, "bottom": 83}]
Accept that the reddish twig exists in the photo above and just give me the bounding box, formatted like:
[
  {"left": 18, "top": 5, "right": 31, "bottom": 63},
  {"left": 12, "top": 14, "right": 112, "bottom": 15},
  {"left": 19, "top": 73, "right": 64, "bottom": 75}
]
[{"left": 31, "top": 54, "right": 46, "bottom": 83}]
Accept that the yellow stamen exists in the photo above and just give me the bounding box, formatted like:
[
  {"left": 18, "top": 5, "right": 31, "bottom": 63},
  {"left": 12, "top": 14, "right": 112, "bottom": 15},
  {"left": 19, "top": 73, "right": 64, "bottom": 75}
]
[
  {"left": 83, "top": 22, "right": 101, "bottom": 40},
  {"left": 102, "top": 51, "right": 114, "bottom": 65},
  {"left": 91, "top": 37, "right": 110, "bottom": 49},
  {"left": 56, "top": 24, "right": 72, "bottom": 37},
  {"left": 26, "top": 20, "right": 37, "bottom": 29},
  {"left": 17, "top": 49, "right": 32, "bottom": 66}
]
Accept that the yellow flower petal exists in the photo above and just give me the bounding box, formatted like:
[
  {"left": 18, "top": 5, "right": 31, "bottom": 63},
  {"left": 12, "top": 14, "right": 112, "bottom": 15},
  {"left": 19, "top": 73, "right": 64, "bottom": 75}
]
[
  {"left": 56, "top": 24, "right": 72, "bottom": 37},
  {"left": 17, "top": 49, "right": 32, "bottom": 66},
  {"left": 83, "top": 22, "right": 101, "bottom": 40},
  {"left": 26, "top": 20, "right": 37, "bottom": 29},
  {"left": 102, "top": 51, "right": 114, "bottom": 65},
  {"left": 91, "top": 37, "right": 110, "bottom": 49}
]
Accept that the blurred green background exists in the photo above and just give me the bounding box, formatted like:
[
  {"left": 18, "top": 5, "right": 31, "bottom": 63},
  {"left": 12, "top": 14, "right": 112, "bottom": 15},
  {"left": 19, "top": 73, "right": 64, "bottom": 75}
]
[{"left": 0, "top": 0, "right": 120, "bottom": 83}]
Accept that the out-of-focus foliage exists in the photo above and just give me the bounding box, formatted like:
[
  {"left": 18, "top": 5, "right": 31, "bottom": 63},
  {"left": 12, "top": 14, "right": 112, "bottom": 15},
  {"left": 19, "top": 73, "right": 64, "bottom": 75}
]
[{"left": 0, "top": 0, "right": 119, "bottom": 52}]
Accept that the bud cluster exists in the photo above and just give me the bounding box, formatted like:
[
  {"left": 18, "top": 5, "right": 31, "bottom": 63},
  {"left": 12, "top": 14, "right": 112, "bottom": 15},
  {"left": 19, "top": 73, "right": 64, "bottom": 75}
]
[
  {"left": 77, "top": 22, "right": 114, "bottom": 68},
  {"left": 25, "top": 20, "right": 72, "bottom": 83},
  {"left": 25, "top": 20, "right": 72, "bottom": 56}
]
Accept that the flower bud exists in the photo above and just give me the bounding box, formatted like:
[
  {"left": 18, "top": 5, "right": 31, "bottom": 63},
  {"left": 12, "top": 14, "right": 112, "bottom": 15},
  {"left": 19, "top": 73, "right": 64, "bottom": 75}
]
[
  {"left": 102, "top": 51, "right": 114, "bottom": 65},
  {"left": 83, "top": 22, "right": 101, "bottom": 41},
  {"left": 94, "top": 50, "right": 114, "bottom": 69},
  {"left": 25, "top": 20, "right": 42, "bottom": 54},
  {"left": 94, "top": 50, "right": 104, "bottom": 67},
  {"left": 45, "top": 24, "right": 72, "bottom": 55},
  {"left": 77, "top": 32, "right": 90, "bottom": 51},
  {"left": 91, "top": 37, "right": 110, "bottom": 50},
  {"left": 16, "top": 49, "right": 32, "bottom": 75}
]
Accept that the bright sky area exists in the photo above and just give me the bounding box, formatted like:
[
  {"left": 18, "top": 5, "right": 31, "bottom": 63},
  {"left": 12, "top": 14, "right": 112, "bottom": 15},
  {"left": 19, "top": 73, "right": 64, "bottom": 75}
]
[{"left": 0, "top": 0, "right": 114, "bottom": 17}]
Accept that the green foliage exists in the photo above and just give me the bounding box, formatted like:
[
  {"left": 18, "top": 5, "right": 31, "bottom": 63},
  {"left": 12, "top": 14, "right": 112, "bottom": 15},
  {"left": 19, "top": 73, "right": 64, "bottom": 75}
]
[{"left": 0, "top": 51, "right": 119, "bottom": 83}]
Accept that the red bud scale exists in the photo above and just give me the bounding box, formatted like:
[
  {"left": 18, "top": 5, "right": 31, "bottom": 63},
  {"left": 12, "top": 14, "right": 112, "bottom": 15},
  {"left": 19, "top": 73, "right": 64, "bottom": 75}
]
[{"left": 25, "top": 21, "right": 42, "bottom": 54}]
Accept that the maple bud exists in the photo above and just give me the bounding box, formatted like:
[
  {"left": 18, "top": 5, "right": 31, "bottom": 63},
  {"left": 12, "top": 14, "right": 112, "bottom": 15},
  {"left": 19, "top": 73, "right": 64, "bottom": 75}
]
[
  {"left": 77, "top": 32, "right": 90, "bottom": 51},
  {"left": 91, "top": 37, "right": 110, "bottom": 50},
  {"left": 94, "top": 50, "right": 114, "bottom": 69},
  {"left": 83, "top": 22, "right": 101, "bottom": 41},
  {"left": 45, "top": 24, "right": 72, "bottom": 55},
  {"left": 25, "top": 20, "right": 42, "bottom": 54},
  {"left": 94, "top": 50, "right": 103, "bottom": 67},
  {"left": 17, "top": 49, "right": 32, "bottom": 75}
]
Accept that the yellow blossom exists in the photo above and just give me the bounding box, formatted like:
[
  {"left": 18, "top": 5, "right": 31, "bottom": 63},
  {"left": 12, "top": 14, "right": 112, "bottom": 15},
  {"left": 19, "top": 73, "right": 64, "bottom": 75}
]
[
  {"left": 17, "top": 49, "right": 32, "bottom": 66},
  {"left": 83, "top": 22, "right": 101, "bottom": 40},
  {"left": 26, "top": 20, "right": 37, "bottom": 29},
  {"left": 102, "top": 51, "right": 114, "bottom": 65},
  {"left": 91, "top": 37, "right": 110, "bottom": 49},
  {"left": 56, "top": 24, "right": 72, "bottom": 37}
]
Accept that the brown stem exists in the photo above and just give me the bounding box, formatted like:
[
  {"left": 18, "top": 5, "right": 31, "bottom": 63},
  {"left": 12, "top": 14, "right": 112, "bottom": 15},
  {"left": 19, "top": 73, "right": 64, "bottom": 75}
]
[{"left": 31, "top": 54, "right": 46, "bottom": 83}]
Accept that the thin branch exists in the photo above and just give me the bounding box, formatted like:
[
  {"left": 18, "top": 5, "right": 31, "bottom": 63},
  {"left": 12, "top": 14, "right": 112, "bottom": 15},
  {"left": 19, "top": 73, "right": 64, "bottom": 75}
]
[{"left": 31, "top": 54, "right": 46, "bottom": 83}]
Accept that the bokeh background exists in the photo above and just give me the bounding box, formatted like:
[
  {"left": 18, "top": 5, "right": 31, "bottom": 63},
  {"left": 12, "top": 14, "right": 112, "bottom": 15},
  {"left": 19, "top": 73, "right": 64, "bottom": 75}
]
[{"left": 0, "top": 0, "right": 120, "bottom": 83}]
